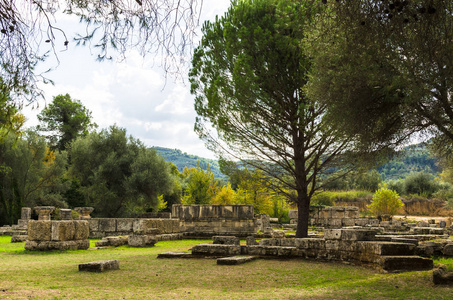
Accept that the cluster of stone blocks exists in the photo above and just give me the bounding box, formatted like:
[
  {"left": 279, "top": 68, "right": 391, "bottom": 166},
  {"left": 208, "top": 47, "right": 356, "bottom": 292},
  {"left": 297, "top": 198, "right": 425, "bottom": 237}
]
[
  {"left": 87, "top": 218, "right": 180, "bottom": 239},
  {"left": 290, "top": 207, "right": 380, "bottom": 228},
  {"left": 172, "top": 205, "right": 257, "bottom": 237},
  {"left": 25, "top": 220, "right": 90, "bottom": 251},
  {"left": 189, "top": 229, "right": 433, "bottom": 273}
]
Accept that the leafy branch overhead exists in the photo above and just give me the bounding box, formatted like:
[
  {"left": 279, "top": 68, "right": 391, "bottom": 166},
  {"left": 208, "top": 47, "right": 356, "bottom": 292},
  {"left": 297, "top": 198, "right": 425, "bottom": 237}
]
[{"left": 0, "top": 0, "right": 203, "bottom": 101}]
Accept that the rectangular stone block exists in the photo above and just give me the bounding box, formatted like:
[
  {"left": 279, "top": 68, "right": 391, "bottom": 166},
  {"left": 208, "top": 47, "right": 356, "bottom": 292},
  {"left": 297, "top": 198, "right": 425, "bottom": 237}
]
[
  {"left": 356, "top": 241, "right": 415, "bottom": 256},
  {"left": 28, "top": 220, "right": 51, "bottom": 241},
  {"left": 51, "top": 221, "right": 75, "bottom": 241},
  {"left": 99, "top": 219, "right": 116, "bottom": 232},
  {"left": 128, "top": 234, "right": 157, "bottom": 247},
  {"left": 324, "top": 229, "right": 376, "bottom": 241},
  {"left": 116, "top": 219, "right": 134, "bottom": 232},
  {"left": 342, "top": 218, "right": 356, "bottom": 227},
  {"left": 191, "top": 244, "right": 241, "bottom": 256},
  {"left": 295, "top": 238, "right": 326, "bottom": 250},
  {"left": 217, "top": 256, "right": 257, "bottom": 265},
  {"left": 88, "top": 219, "right": 99, "bottom": 232},
  {"left": 74, "top": 221, "right": 89, "bottom": 240},
  {"left": 79, "top": 260, "right": 119, "bottom": 272}
]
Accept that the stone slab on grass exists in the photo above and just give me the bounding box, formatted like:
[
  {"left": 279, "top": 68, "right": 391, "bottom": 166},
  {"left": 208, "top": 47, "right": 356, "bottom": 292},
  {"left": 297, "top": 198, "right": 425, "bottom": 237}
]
[
  {"left": 379, "top": 255, "right": 433, "bottom": 273},
  {"left": 217, "top": 256, "right": 257, "bottom": 265},
  {"left": 79, "top": 260, "right": 119, "bottom": 272},
  {"left": 157, "top": 252, "right": 193, "bottom": 259},
  {"left": 433, "top": 267, "right": 453, "bottom": 285}
]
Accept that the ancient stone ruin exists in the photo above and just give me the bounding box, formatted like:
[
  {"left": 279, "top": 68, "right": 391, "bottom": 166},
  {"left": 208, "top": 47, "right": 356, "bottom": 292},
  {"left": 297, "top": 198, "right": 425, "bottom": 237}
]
[{"left": 172, "top": 204, "right": 256, "bottom": 237}]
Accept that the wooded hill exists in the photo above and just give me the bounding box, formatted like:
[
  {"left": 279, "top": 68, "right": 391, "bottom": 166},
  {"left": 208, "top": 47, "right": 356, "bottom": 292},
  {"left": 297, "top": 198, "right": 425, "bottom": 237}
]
[{"left": 155, "top": 143, "right": 441, "bottom": 182}]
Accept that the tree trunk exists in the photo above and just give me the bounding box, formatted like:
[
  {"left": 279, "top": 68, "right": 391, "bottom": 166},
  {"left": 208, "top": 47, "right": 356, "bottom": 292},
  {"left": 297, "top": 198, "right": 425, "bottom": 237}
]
[{"left": 295, "top": 193, "right": 310, "bottom": 238}]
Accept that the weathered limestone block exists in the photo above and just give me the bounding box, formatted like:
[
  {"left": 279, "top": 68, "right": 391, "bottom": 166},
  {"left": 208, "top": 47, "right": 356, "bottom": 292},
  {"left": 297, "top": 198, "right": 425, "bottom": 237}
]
[
  {"left": 157, "top": 233, "right": 183, "bottom": 241},
  {"left": 116, "top": 219, "right": 135, "bottom": 232},
  {"left": 157, "top": 252, "right": 193, "bottom": 258},
  {"left": 98, "top": 219, "right": 116, "bottom": 232},
  {"left": 344, "top": 207, "right": 359, "bottom": 218},
  {"left": 11, "top": 234, "right": 28, "bottom": 243},
  {"left": 379, "top": 256, "right": 433, "bottom": 273},
  {"left": 51, "top": 220, "right": 75, "bottom": 241},
  {"left": 213, "top": 236, "right": 240, "bottom": 245},
  {"left": 356, "top": 241, "right": 415, "bottom": 256},
  {"left": 272, "top": 230, "right": 286, "bottom": 238},
  {"left": 246, "top": 236, "right": 258, "bottom": 246},
  {"left": 341, "top": 218, "right": 356, "bottom": 227},
  {"left": 217, "top": 256, "right": 257, "bottom": 265},
  {"left": 433, "top": 266, "right": 453, "bottom": 285},
  {"left": 324, "top": 229, "right": 376, "bottom": 241},
  {"left": 391, "top": 237, "right": 418, "bottom": 245},
  {"left": 25, "top": 240, "right": 90, "bottom": 251},
  {"left": 128, "top": 234, "right": 157, "bottom": 247},
  {"left": 417, "top": 221, "right": 429, "bottom": 227},
  {"left": 443, "top": 244, "right": 453, "bottom": 256},
  {"left": 21, "top": 207, "right": 31, "bottom": 220},
  {"left": 295, "top": 238, "right": 326, "bottom": 250},
  {"left": 191, "top": 244, "right": 241, "bottom": 256},
  {"left": 325, "top": 218, "right": 343, "bottom": 228},
  {"left": 88, "top": 219, "right": 99, "bottom": 232},
  {"left": 106, "top": 236, "right": 128, "bottom": 247},
  {"left": 17, "top": 219, "right": 29, "bottom": 229},
  {"left": 79, "top": 260, "right": 119, "bottom": 272},
  {"left": 74, "top": 221, "right": 89, "bottom": 240},
  {"left": 280, "top": 238, "right": 296, "bottom": 247},
  {"left": 28, "top": 221, "right": 52, "bottom": 241},
  {"left": 410, "top": 227, "right": 445, "bottom": 235},
  {"left": 259, "top": 238, "right": 281, "bottom": 246}
]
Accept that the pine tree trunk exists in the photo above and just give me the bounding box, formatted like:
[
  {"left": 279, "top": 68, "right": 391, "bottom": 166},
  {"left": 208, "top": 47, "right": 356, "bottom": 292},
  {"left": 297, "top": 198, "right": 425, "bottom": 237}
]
[{"left": 295, "top": 193, "right": 310, "bottom": 238}]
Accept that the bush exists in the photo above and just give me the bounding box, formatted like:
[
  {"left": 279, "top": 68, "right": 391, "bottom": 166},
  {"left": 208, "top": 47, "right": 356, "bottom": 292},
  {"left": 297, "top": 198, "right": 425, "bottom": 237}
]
[
  {"left": 386, "top": 179, "right": 405, "bottom": 195},
  {"left": 403, "top": 172, "right": 439, "bottom": 197},
  {"left": 367, "top": 187, "right": 404, "bottom": 218}
]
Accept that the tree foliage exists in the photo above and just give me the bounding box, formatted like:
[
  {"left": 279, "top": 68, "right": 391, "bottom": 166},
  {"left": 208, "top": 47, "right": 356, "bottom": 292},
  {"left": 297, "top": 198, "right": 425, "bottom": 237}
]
[
  {"left": 37, "top": 94, "right": 95, "bottom": 151},
  {"left": 307, "top": 0, "right": 453, "bottom": 155},
  {"left": 190, "top": 0, "right": 362, "bottom": 237},
  {"left": 69, "top": 125, "right": 175, "bottom": 217},
  {"left": 0, "top": 130, "right": 68, "bottom": 225},
  {"left": 0, "top": 0, "right": 203, "bottom": 101},
  {"left": 367, "top": 187, "right": 403, "bottom": 219},
  {"left": 182, "top": 163, "right": 218, "bottom": 204}
]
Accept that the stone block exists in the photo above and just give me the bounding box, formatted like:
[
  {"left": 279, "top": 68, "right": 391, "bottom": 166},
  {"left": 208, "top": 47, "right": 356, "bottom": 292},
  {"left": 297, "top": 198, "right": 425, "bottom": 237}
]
[
  {"left": 295, "top": 238, "right": 326, "bottom": 250},
  {"left": 60, "top": 209, "right": 72, "bottom": 220},
  {"left": 21, "top": 207, "right": 32, "bottom": 220},
  {"left": 272, "top": 230, "right": 286, "bottom": 238},
  {"left": 417, "top": 221, "right": 429, "bottom": 227},
  {"left": 341, "top": 218, "right": 356, "bottom": 227},
  {"left": 25, "top": 240, "right": 90, "bottom": 251},
  {"left": 79, "top": 260, "right": 119, "bottom": 272},
  {"left": 74, "top": 221, "right": 89, "bottom": 240},
  {"left": 246, "top": 236, "right": 258, "bottom": 246},
  {"left": 217, "top": 256, "right": 257, "bottom": 265},
  {"left": 51, "top": 221, "right": 75, "bottom": 241},
  {"left": 191, "top": 244, "right": 241, "bottom": 256},
  {"left": 17, "top": 219, "right": 29, "bottom": 229},
  {"left": 212, "top": 236, "right": 240, "bottom": 245},
  {"left": 344, "top": 207, "right": 359, "bottom": 218},
  {"left": 442, "top": 244, "right": 453, "bottom": 256},
  {"left": 88, "top": 219, "right": 99, "bottom": 232},
  {"left": 11, "top": 235, "right": 28, "bottom": 243},
  {"left": 324, "top": 229, "right": 376, "bottom": 241},
  {"left": 391, "top": 237, "right": 418, "bottom": 245},
  {"left": 98, "top": 219, "right": 116, "bottom": 232},
  {"left": 128, "top": 234, "right": 157, "bottom": 247},
  {"left": 379, "top": 256, "right": 433, "bottom": 273},
  {"left": 116, "top": 219, "right": 134, "bottom": 232},
  {"left": 157, "top": 252, "right": 193, "bottom": 259},
  {"left": 433, "top": 267, "right": 453, "bottom": 285},
  {"left": 106, "top": 236, "right": 128, "bottom": 247},
  {"left": 356, "top": 241, "right": 415, "bottom": 256},
  {"left": 27, "top": 220, "right": 52, "bottom": 241}
]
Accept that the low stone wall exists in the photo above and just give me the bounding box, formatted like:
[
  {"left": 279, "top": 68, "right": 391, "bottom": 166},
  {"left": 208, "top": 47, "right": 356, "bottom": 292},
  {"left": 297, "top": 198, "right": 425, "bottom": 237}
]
[
  {"left": 190, "top": 229, "right": 433, "bottom": 273},
  {"left": 25, "top": 220, "right": 90, "bottom": 251},
  {"left": 87, "top": 218, "right": 180, "bottom": 239},
  {"left": 172, "top": 205, "right": 256, "bottom": 237},
  {"left": 289, "top": 207, "right": 379, "bottom": 228}
]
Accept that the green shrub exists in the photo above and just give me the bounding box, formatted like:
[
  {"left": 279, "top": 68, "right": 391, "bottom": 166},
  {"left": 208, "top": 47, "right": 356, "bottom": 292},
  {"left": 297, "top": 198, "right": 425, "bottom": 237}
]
[
  {"left": 386, "top": 179, "right": 405, "bottom": 195},
  {"left": 367, "top": 187, "right": 403, "bottom": 218},
  {"left": 403, "top": 172, "right": 439, "bottom": 197}
]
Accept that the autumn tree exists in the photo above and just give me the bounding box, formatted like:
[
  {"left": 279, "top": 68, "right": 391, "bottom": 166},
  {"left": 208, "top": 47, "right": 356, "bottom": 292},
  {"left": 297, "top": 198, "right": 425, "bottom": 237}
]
[
  {"left": 190, "top": 0, "right": 361, "bottom": 237},
  {"left": 0, "top": 0, "right": 203, "bottom": 101},
  {"left": 37, "top": 94, "right": 95, "bottom": 151},
  {"left": 182, "top": 163, "right": 218, "bottom": 204}
]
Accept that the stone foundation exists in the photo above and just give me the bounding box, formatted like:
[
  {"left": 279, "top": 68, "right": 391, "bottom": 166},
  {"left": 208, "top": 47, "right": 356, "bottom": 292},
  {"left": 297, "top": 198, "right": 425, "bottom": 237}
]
[
  {"left": 87, "top": 218, "right": 180, "bottom": 239},
  {"left": 172, "top": 204, "right": 256, "bottom": 237},
  {"left": 25, "top": 220, "right": 90, "bottom": 251}
]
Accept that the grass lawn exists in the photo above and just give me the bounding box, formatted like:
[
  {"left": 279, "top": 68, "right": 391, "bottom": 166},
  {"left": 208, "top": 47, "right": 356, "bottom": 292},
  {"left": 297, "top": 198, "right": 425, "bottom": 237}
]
[{"left": 0, "top": 236, "right": 452, "bottom": 299}]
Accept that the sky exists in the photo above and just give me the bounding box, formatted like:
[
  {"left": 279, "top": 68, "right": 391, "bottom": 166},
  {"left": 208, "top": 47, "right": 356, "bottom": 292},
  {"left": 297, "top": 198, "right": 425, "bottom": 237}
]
[{"left": 22, "top": 1, "right": 232, "bottom": 160}]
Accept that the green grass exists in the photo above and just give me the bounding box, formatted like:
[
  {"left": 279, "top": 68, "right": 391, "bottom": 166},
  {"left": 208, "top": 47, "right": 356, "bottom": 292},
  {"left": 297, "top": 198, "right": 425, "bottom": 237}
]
[{"left": 1, "top": 235, "right": 452, "bottom": 299}]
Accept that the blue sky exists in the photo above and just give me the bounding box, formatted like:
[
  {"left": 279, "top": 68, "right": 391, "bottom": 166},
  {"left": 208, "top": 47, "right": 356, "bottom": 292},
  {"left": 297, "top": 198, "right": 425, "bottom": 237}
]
[{"left": 22, "top": 1, "right": 232, "bottom": 159}]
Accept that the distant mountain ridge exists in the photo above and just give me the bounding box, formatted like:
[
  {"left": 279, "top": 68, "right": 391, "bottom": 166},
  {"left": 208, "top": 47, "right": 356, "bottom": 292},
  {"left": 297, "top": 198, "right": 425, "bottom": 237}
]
[
  {"left": 153, "top": 146, "right": 227, "bottom": 180},
  {"left": 155, "top": 143, "right": 441, "bottom": 182}
]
